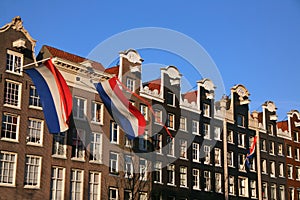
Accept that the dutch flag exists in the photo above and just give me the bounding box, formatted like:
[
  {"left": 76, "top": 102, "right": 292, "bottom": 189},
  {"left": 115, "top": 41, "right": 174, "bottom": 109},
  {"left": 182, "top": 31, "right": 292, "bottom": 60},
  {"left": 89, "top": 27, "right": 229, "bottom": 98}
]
[
  {"left": 25, "top": 59, "right": 73, "bottom": 133},
  {"left": 95, "top": 77, "right": 146, "bottom": 139},
  {"left": 246, "top": 136, "right": 257, "bottom": 169}
]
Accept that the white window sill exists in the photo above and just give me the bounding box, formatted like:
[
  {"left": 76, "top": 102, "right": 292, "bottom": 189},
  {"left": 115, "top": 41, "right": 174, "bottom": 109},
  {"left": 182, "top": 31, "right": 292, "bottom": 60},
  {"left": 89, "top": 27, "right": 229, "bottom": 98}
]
[
  {"left": 52, "top": 155, "right": 67, "bottom": 159},
  {"left": 89, "top": 160, "right": 103, "bottom": 165},
  {"left": 1, "top": 138, "right": 19, "bottom": 143},
  {"left": 29, "top": 106, "right": 43, "bottom": 110},
  {"left": 71, "top": 158, "right": 85, "bottom": 162},
  {"left": 26, "top": 143, "right": 43, "bottom": 147}
]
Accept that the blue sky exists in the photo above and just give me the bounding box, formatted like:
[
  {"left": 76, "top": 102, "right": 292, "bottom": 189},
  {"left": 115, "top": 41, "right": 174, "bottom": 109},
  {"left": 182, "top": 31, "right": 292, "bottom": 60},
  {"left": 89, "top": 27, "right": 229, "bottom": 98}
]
[{"left": 1, "top": 0, "right": 300, "bottom": 120}]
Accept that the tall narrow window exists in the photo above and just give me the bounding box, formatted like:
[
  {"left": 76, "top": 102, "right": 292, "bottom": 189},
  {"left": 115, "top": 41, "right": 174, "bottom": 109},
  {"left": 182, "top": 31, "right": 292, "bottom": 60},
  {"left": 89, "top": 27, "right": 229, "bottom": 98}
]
[
  {"left": 269, "top": 142, "right": 275, "bottom": 155},
  {"left": 203, "top": 123, "right": 210, "bottom": 139},
  {"left": 204, "top": 171, "right": 211, "bottom": 191},
  {"left": 153, "top": 161, "right": 162, "bottom": 183},
  {"left": 126, "top": 78, "right": 135, "bottom": 92},
  {"left": 270, "top": 161, "right": 275, "bottom": 177},
  {"left": 1, "top": 113, "right": 19, "bottom": 141},
  {"left": 91, "top": 102, "right": 103, "bottom": 124},
  {"left": 238, "top": 177, "right": 248, "bottom": 197},
  {"left": 27, "top": 118, "right": 43, "bottom": 145},
  {"left": 192, "top": 169, "right": 200, "bottom": 190},
  {"left": 167, "top": 164, "right": 175, "bottom": 185},
  {"left": 250, "top": 180, "right": 256, "bottom": 198},
  {"left": 179, "top": 139, "right": 187, "bottom": 159},
  {"left": 139, "top": 158, "right": 147, "bottom": 181},
  {"left": 50, "top": 167, "right": 65, "bottom": 200},
  {"left": 140, "top": 105, "right": 148, "bottom": 121},
  {"left": 153, "top": 133, "right": 162, "bottom": 154},
  {"left": 154, "top": 109, "right": 162, "bottom": 124},
  {"left": 238, "top": 133, "right": 245, "bottom": 147},
  {"left": 180, "top": 117, "right": 187, "bottom": 131},
  {"left": 296, "top": 166, "right": 300, "bottom": 180},
  {"left": 237, "top": 114, "right": 245, "bottom": 127},
  {"left": 288, "top": 165, "right": 293, "bottom": 179},
  {"left": 261, "top": 139, "right": 266, "bottom": 151},
  {"left": 262, "top": 182, "right": 268, "bottom": 200},
  {"left": 287, "top": 145, "right": 292, "bottom": 158},
  {"left": 72, "top": 129, "right": 85, "bottom": 160},
  {"left": 110, "top": 122, "right": 119, "bottom": 144},
  {"left": 89, "top": 172, "right": 101, "bottom": 200},
  {"left": 204, "top": 145, "right": 211, "bottom": 164},
  {"left": 214, "top": 127, "right": 221, "bottom": 140},
  {"left": 4, "top": 80, "right": 21, "bottom": 108},
  {"left": 24, "top": 155, "right": 41, "bottom": 188},
  {"left": 73, "top": 97, "right": 86, "bottom": 119},
  {"left": 278, "top": 143, "right": 283, "bottom": 155},
  {"left": 90, "top": 133, "right": 102, "bottom": 163},
  {"left": 139, "top": 132, "right": 148, "bottom": 151},
  {"left": 295, "top": 148, "right": 300, "bottom": 160},
  {"left": 167, "top": 113, "right": 175, "bottom": 129},
  {"left": 214, "top": 148, "right": 221, "bottom": 166},
  {"left": 29, "top": 86, "right": 42, "bottom": 108},
  {"left": 192, "top": 143, "right": 200, "bottom": 162},
  {"left": 166, "top": 91, "right": 175, "bottom": 106},
  {"left": 0, "top": 151, "right": 17, "bottom": 186},
  {"left": 70, "top": 169, "right": 83, "bottom": 200},
  {"left": 270, "top": 184, "right": 277, "bottom": 200},
  {"left": 227, "top": 130, "right": 234, "bottom": 143},
  {"left": 279, "top": 163, "right": 284, "bottom": 177},
  {"left": 227, "top": 151, "right": 234, "bottom": 167},
  {"left": 179, "top": 166, "right": 187, "bottom": 187},
  {"left": 6, "top": 50, "right": 23, "bottom": 74},
  {"left": 268, "top": 124, "right": 274, "bottom": 135},
  {"left": 239, "top": 154, "right": 246, "bottom": 171},
  {"left": 167, "top": 137, "right": 174, "bottom": 156},
  {"left": 294, "top": 131, "right": 299, "bottom": 142},
  {"left": 52, "top": 132, "right": 66, "bottom": 157},
  {"left": 109, "top": 187, "right": 118, "bottom": 200},
  {"left": 109, "top": 152, "right": 118, "bottom": 174},
  {"left": 262, "top": 159, "right": 267, "bottom": 174},
  {"left": 215, "top": 173, "right": 222, "bottom": 193},
  {"left": 279, "top": 185, "right": 285, "bottom": 200},
  {"left": 124, "top": 155, "right": 133, "bottom": 178},
  {"left": 192, "top": 120, "right": 199, "bottom": 135},
  {"left": 229, "top": 176, "right": 235, "bottom": 195},
  {"left": 203, "top": 103, "right": 210, "bottom": 117}
]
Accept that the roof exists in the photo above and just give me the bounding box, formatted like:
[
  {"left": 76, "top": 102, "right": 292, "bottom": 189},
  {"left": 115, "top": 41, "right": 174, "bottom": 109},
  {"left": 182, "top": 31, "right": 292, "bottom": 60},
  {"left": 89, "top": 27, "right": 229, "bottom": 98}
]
[
  {"left": 277, "top": 120, "right": 288, "bottom": 132},
  {"left": 43, "top": 45, "right": 105, "bottom": 71},
  {"left": 182, "top": 90, "right": 198, "bottom": 103},
  {"left": 143, "top": 79, "right": 161, "bottom": 92},
  {"left": 104, "top": 66, "right": 119, "bottom": 75}
]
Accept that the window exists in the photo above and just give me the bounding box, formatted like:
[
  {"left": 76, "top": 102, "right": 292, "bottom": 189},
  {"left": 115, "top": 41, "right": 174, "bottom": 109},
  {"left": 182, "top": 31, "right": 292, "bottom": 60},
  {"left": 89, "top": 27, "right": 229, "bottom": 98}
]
[
  {"left": 70, "top": 169, "right": 83, "bottom": 200},
  {"left": 238, "top": 177, "right": 248, "bottom": 197},
  {"left": 89, "top": 172, "right": 101, "bottom": 200},
  {"left": 180, "top": 117, "right": 187, "bottom": 131},
  {"left": 90, "top": 133, "right": 102, "bottom": 163},
  {"left": 279, "top": 185, "right": 285, "bottom": 200},
  {"left": 192, "top": 143, "right": 200, "bottom": 162},
  {"left": 6, "top": 50, "right": 23, "bottom": 74},
  {"left": 139, "top": 158, "right": 147, "bottom": 181},
  {"left": 167, "top": 164, "right": 175, "bottom": 185},
  {"left": 109, "top": 187, "right": 118, "bottom": 200},
  {"left": 73, "top": 97, "right": 86, "bottom": 119},
  {"left": 214, "top": 127, "right": 221, "bottom": 140},
  {"left": 72, "top": 129, "right": 85, "bottom": 160},
  {"left": 296, "top": 166, "right": 300, "bottom": 180},
  {"left": 4, "top": 80, "right": 22, "bottom": 108},
  {"left": 167, "top": 137, "right": 174, "bottom": 156},
  {"left": 289, "top": 188, "right": 295, "bottom": 200},
  {"left": 124, "top": 190, "right": 132, "bottom": 200},
  {"left": 250, "top": 157, "right": 256, "bottom": 171},
  {"left": 203, "top": 123, "right": 210, "bottom": 139},
  {"left": 50, "top": 167, "right": 65, "bottom": 200},
  {"left": 166, "top": 91, "right": 175, "bottom": 106},
  {"left": 270, "top": 184, "right": 277, "bottom": 200},
  {"left": 250, "top": 180, "right": 256, "bottom": 198},
  {"left": 24, "top": 155, "right": 41, "bottom": 188},
  {"left": 167, "top": 113, "right": 175, "bottom": 129},
  {"left": 215, "top": 173, "right": 222, "bottom": 193},
  {"left": 262, "top": 159, "right": 267, "bottom": 174},
  {"left": 268, "top": 124, "right": 274, "bottom": 135},
  {"left": 294, "top": 131, "right": 299, "bottom": 142},
  {"left": 126, "top": 77, "right": 135, "bottom": 92},
  {"left": 239, "top": 154, "right": 246, "bottom": 171},
  {"left": 139, "top": 192, "right": 147, "bottom": 200},
  {"left": 91, "top": 101, "right": 103, "bottom": 124},
  {"left": 203, "top": 103, "right": 210, "bottom": 117},
  {"left": 204, "top": 145, "right": 211, "bottom": 164},
  {"left": 110, "top": 122, "right": 119, "bottom": 144},
  {"left": 237, "top": 114, "right": 245, "bottom": 127},
  {"left": 140, "top": 105, "right": 148, "bottom": 121},
  {"left": 1, "top": 113, "right": 19, "bottom": 141},
  {"left": 192, "top": 169, "right": 200, "bottom": 190},
  {"left": 0, "top": 151, "right": 17, "bottom": 186},
  {"left": 227, "top": 130, "right": 234, "bottom": 143},
  {"left": 288, "top": 165, "right": 293, "bottom": 179},
  {"left": 261, "top": 139, "right": 266, "bottom": 151},
  {"left": 262, "top": 182, "right": 268, "bottom": 200},
  {"left": 109, "top": 152, "right": 118, "bottom": 174},
  {"left": 153, "top": 133, "right": 162, "bottom": 154},
  {"left": 52, "top": 132, "right": 66, "bottom": 157},
  {"left": 153, "top": 161, "right": 162, "bottom": 183},
  {"left": 295, "top": 148, "right": 300, "bottom": 161},
  {"left": 238, "top": 133, "right": 245, "bottom": 147},
  {"left": 269, "top": 141, "right": 275, "bottom": 155},
  {"left": 179, "top": 166, "right": 187, "bottom": 187},
  {"left": 227, "top": 151, "right": 234, "bottom": 167},
  {"left": 179, "top": 139, "right": 187, "bottom": 159},
  {"left": 125, "top": 137, "right": 133, "bottom": 148},
  {"left": 27, "top": 118, "right": 43, "bottom": 145},
  {"left": 270, "top": 161, "right": 275, "bottom": 177},
  {"left": 154, "top": 109, "right": 162, "bottom": 124},
  {"left": 124, "top": 155, "right": 133, "bottom": 178},
  {"left": 287, "top": 145, "right": 292, "bottom": 158},
  {"left": 278, "top": 143, "right": 283, "bottom": 155},
  {"left": 192, "top": 120, "right": 199, "bottom": 135},
  {"left": 139, "top": 132, "right": 148, "bottom": 151},
  {"left": 229, "top": 176, "right": 235, "bottom": 195},
  {"left": 204, "top": 171, "right": 211, "bottom": 191},
  {"left": 214, "top": 148, "right": 221, "bottom": 166},
  {"left": 29, "top": 86, "right": 42, "bottom": 108},
  {"left": 279, "top": 163, "right": 284, "bottom": 177}
]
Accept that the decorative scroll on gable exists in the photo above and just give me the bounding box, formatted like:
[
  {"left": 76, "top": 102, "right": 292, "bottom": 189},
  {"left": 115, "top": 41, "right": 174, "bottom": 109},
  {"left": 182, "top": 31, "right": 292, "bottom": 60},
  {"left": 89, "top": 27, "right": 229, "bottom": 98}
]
[
  {"left": 231, "top": 84, "right": 250, "bottom": 105},
  {"left": 198, "top": 78, "right": 215, "bottom": 99},
  {"left": 263, "top": 101, "right": 278, "bottom": 121},
  {"left": 119, "top": 49, "right": 143, "bottom": 72},
  {"left": 162, "top": 66, "right": 182, "bottom": 85}
]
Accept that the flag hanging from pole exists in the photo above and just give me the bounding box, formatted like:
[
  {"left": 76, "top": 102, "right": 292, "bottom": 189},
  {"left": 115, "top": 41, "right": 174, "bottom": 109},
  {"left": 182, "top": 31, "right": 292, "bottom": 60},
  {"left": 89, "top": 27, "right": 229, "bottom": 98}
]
[
  {"left": 25, "top": 59, "right": 73, "bottom": 133},
  {"left": 95, "top": 77, "right": 146, "bottom": 139},
  {"left": 245, "top": 136, "right": 257, "bottom": 169}
]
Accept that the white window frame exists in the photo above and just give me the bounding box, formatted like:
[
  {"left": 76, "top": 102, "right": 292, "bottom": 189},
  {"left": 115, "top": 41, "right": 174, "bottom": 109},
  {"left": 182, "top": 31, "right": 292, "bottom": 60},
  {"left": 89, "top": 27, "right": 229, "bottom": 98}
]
[
  {"left": 279, "top": 185, "right": 285, "bottom": 200},
  {"left": 228, "top": 151, "right": 234, "bottom": 167},
  {"left": 215, "top": 173, "right": 222, "bottom": 193},
  {"left": 239, "top": 154, "right": 246, "bottom": 171},
  {"left": 6, "top": 49, "right": 23, "bottom": 75},
  {"left": 238, "top": 176, "right": 248, "bottom": 197},
  {"left": 192, "top": 168, "right": 200, "bottom": 190},
  {"left": 70, "top": 169, "right": 84, "bottom": 200},
  {"left": 279, "top": 162, "right": 284, "bottom": 177},
  {"left": 167, "top": 164, "right": 175, "bottom": 185},
  {"left": 203, "top": 103, "right": 211, "bottom": 117},
  {"left": 237, "top": 114, "right": 245, "bottom": 127},
  {"left": 269, "top": 141, "right": 275, "bottom": 155},
  {"left": 192, "top": 143, "right": 200, "bottom": 162},
  {"left": 24, "top": 155, "right": 42, "bottom": 188},
  {"left": 238, "top": 133, "right": 245, "bottom": 148},
  {"left": 229, "top": 176, "right": 235, "bottom": 195},
  {"left": 278, "top": 143, "right": 283, "bottom": 156},
  {"left": 296, "top": 166, "right": 300, "bottom": 180},
  {"left": 110, "top": 121, "right": 119, "bottom": 144},
  {"left": 179, "top": 139, "right": 187, "bottom": 159},
  {"left": 203, "top": 123, "right": 210, "bottom": 139},
  {"left": 262, "top": 182, "right": 268, "bottom": 200},
  {"left": 4, "top": 79, "right": 22, "bottom": 109},
  {"left": 295, "top": 148, "right": 300, "bottom": 161},
  {"left": 214, "top": 126, "right": 221, "bottom": 140},
  {"left": 139, "top": 132, "right": 148, "bottom": 151},
  {"left": 270, "top": 184, "right": 277, "bottom": 200},
  {"left": 270, "top": 161, "right": 276, "bottom": 177},
  {"left": 215, "top": 148, "right": 222, "bottom": 166},
  {"left": 73, "top": 97, "right": 87, "bottom": 120},
  {"left": 154, "top": 109, "right": 162, "bottom": 124},
  {"left": 89, "top": 132, "right": 102, "bottom": 163},
  {"left": 204, "top": 171, "right": 211, "bottom": 191},
  {"left": 167, "top": 113, "right": 175, "bottom": 130},
  {"left": 140, "top": 104, "right": 148, "bottom": 121},
  {"left": 167, "top": 91, "right": 175, "bottom": 107},
  {"left": 71, "top": 129, "right": 85, "bottom": 161},
  {"left": 50, "top": 166, "right": 65, "bottom": 200},
  {"left": 91, "top": 101, "right": 104, "bottom": 125},
  {"left": 52, "top": 132, "right": 67, "bottom": 158},
  {"left": 109, "top": 152, "right": 119, "bottom": 174},
  {"left": 126, "top": 77, "right": 135, "bottom": 92},
  {"left": 268, "top": 124, "right": 274, "bottom": 135},
  {"left": 154, "top": 161, "right": 162, "bottom": 184},
  {"left": 167, "top": 137, "right": 175, "bottom": 157},
  {"left": 153, "top": 133, "right": 162, "bottom": 154},
  {"left": 288, "top": 164, "right": 293, "bottom": 179},
  {"left": 124, "top": 155, "right": 133, "bottom": 178},
  {"left": 139, "top": 158, "right": 147, "bottom": 181},
  {"left": 0, "top": 151, "right": 17, "bottom": 187},
  {"left": 287, "top": 145, "right": 292, "bottom": 158},
  {"left": 179, "top": 166, "right": 187, "bottom": 188},
  {"left": 1, "top": 112, "right": 20, "bottom": 142},
  {"left": 294, "top": 131, "right": 299, "bottom": 142},
  {"left": 109, "top": 187, "right": 118, "bottom": 200},
  {"left": 27, "top": 118, "right": 44, "bottom": 146},
  {"left": 29, "top": 85, "right": 42, "bottom": 109},
  {"left": 204, "top": 145, "right": 211, "bottom": 165},
  {"left": 262, "top": 159, "right": 267, "bottom": 174},
  {"left": 192, "top": 120, "right": 199, "bottom": 135},
  {"left": 250, "top": 180, "right": 257, "bottom": 198},
  {"left": 179, "top": 117, "right": 187, "bottom": 131},
  {"left": 227, "top": 130, "right": 234, "bottom": 144},
  {"left": 261, "top": 139, "right": 267, "bottom": 151},
  {"left": 89, "top": 171, "right": 101, "bottom": 200}
]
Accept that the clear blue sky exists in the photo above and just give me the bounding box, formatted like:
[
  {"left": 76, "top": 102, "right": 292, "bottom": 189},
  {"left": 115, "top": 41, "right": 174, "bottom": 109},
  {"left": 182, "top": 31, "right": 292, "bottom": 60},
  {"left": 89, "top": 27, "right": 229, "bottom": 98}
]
[{"left": 1, "top": 0, "right": 300, "bottom": 120}]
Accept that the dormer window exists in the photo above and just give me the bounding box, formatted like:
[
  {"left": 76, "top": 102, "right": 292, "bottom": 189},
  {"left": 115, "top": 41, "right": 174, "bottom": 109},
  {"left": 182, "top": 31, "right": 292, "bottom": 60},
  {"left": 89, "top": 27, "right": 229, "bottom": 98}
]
[
  {"left": 6, "top": 50, "right": 23, "bottom": 75},
  {"left": 237, "top": 114, "right": 245, "bottom": 127},
  {"left": 166, "top": 91, "right": 175, "bottom": 107}
]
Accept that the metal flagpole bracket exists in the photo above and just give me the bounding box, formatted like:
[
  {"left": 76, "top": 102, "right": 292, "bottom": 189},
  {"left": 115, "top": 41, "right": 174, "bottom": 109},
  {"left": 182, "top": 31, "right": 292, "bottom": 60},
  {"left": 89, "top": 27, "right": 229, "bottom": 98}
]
[{"left": 19, "top": 57, "right": 52, "bottom": 71}]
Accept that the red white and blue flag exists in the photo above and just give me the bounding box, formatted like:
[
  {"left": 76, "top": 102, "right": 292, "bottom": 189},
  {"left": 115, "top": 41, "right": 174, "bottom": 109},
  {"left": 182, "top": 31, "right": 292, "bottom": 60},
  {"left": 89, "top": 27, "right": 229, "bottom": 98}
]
[
  {"left": 245, "top": 136, "right": 257, "bottom": 169},
  {"left": 25, "top": 59, "right": 73, "bottom": 133},
  {"left": 95, "top": 77, "right": 146, "bottom": 139}
]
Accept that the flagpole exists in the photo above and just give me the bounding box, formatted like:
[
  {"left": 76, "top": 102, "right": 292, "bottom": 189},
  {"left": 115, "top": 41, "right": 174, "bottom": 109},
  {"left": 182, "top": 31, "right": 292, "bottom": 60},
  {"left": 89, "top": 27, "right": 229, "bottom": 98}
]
[{"left": 21, "top": 57, "right": 51, "bottom": 70}]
